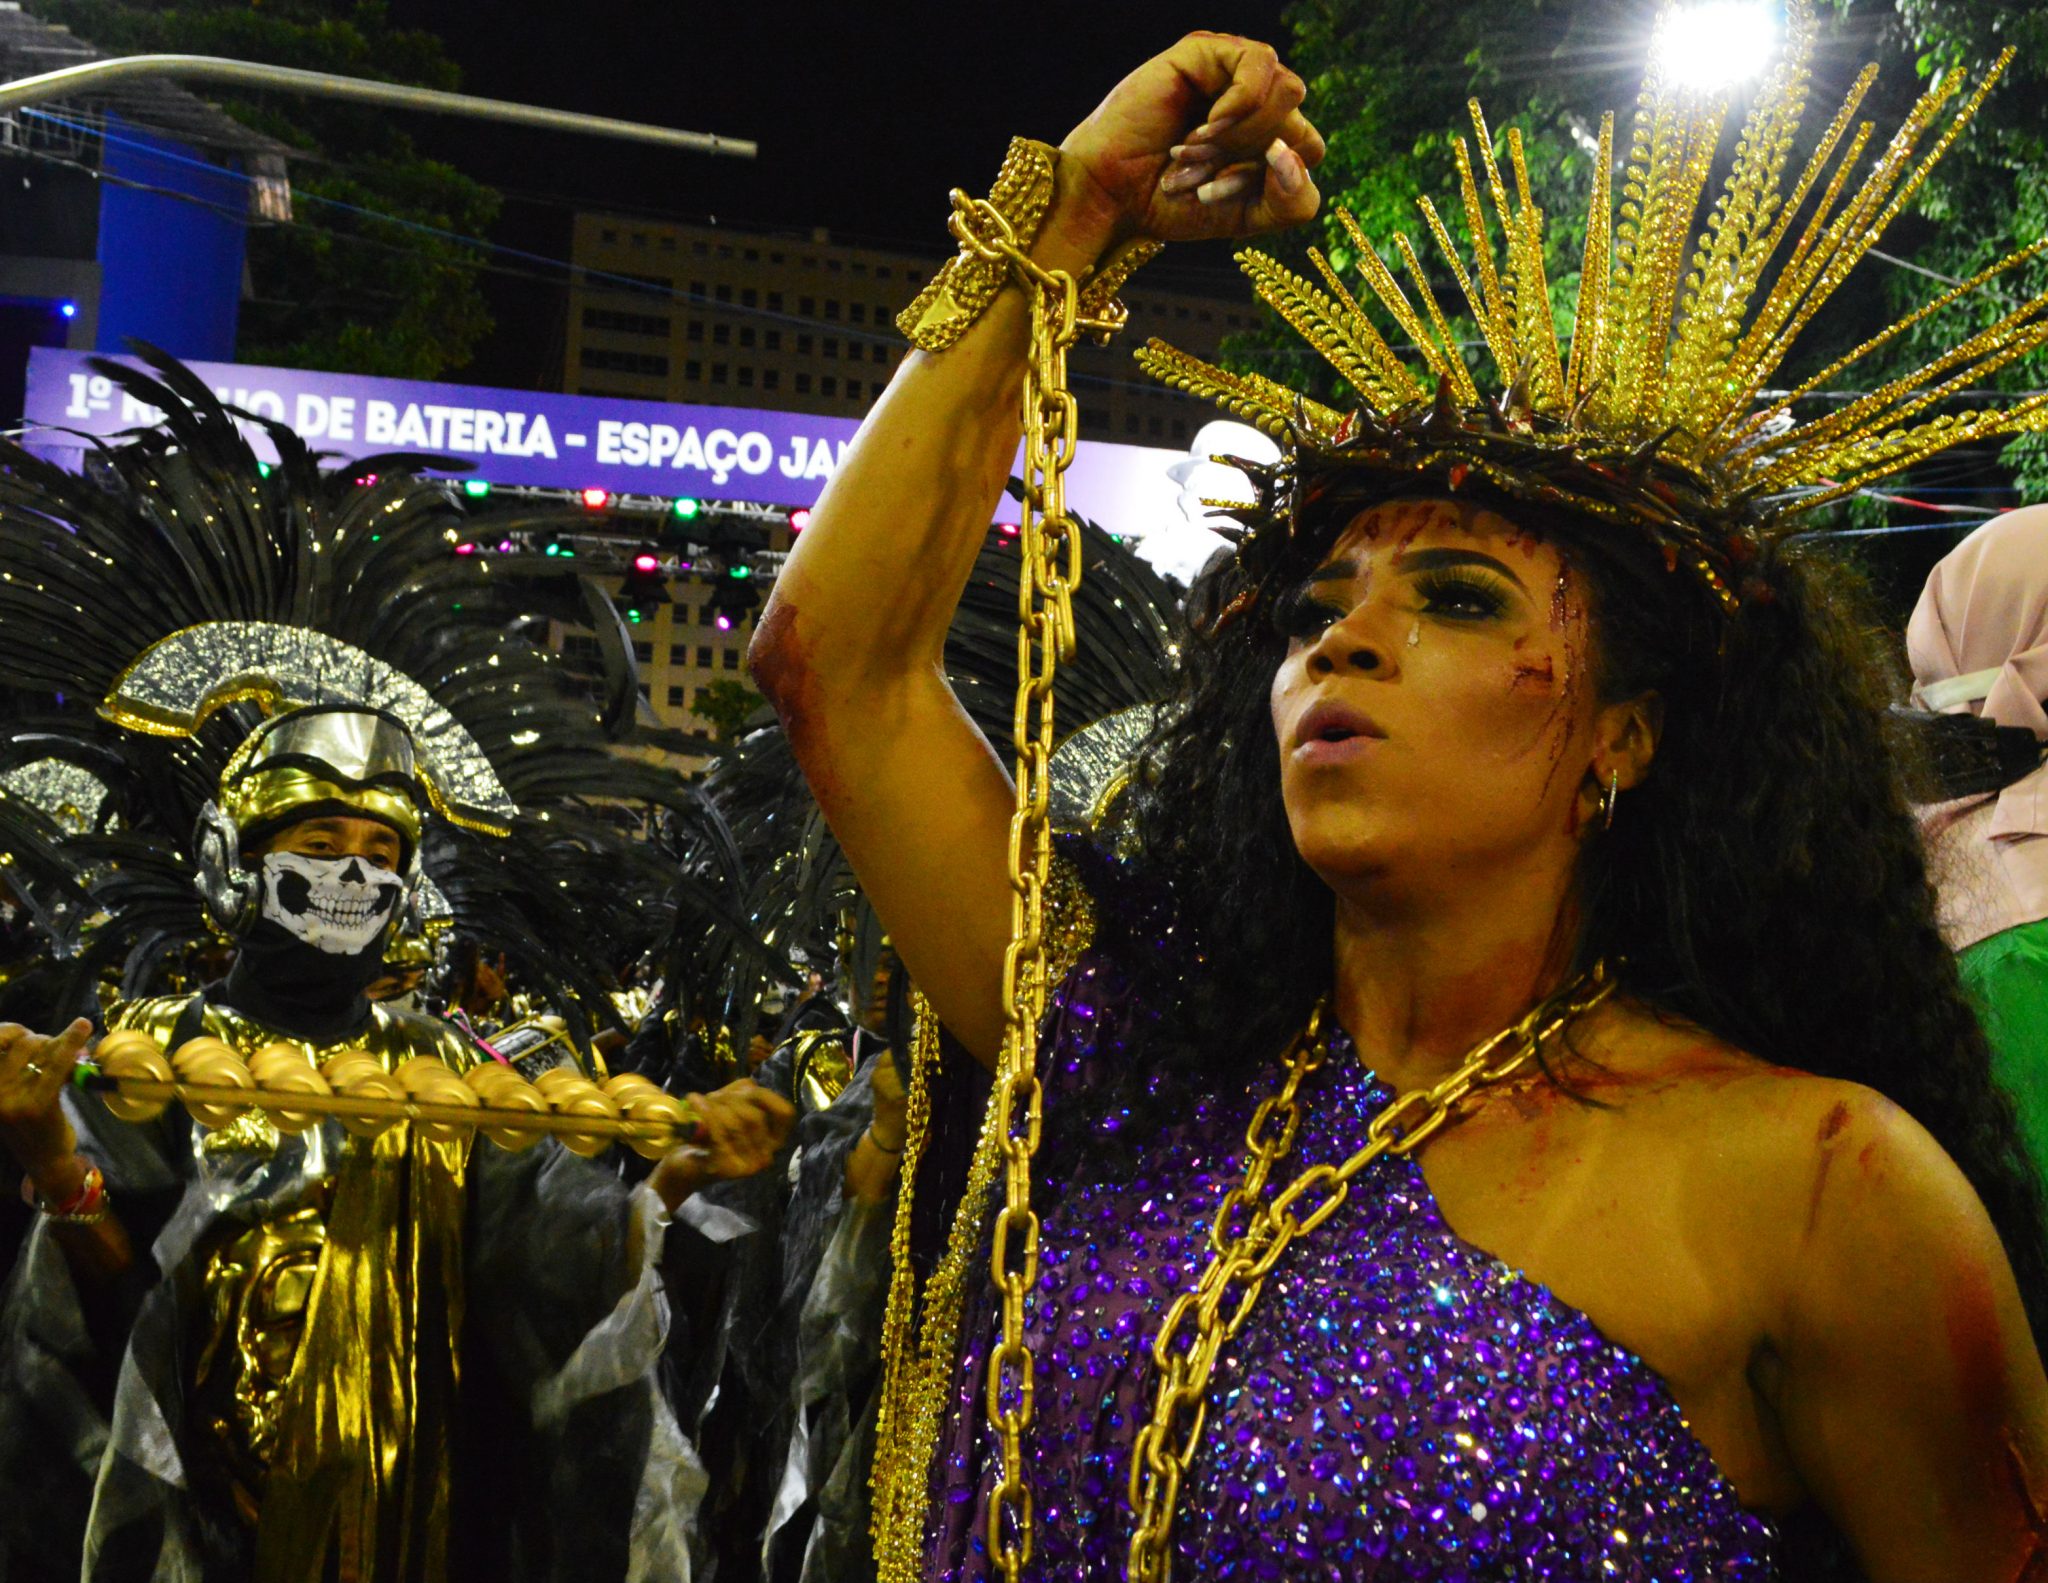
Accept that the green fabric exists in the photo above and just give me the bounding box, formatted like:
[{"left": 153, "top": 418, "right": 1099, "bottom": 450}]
[{"left": 1961, "top": 918, "right": 2048, "bottom": 1191}]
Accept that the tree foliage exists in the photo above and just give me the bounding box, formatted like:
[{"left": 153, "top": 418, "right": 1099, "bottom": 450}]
[
  {"left": 1237, "top": 0, "right": 2048, "bottom": 508},
  {"left": 45, "top": 0, "right": 499, "bottom": 378},
  {"left": 694, "top": 678, "right": 769, "bottom": 748},
  {"left": 1839, "top": 0, "right": 2048, "bottom": 498}
]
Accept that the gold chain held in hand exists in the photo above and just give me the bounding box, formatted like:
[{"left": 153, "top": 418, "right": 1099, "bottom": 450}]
[
  {"left": 1123, "top": 963, "right": 1617, "bottom": 1582},
  {"left": 952, "top": 189, "right": 1133, "bottom": 1583},
  {"left": 898, "top": 138, "right": 1157, "bottom": 354},
  {"left": 875, "top": 144, "right": 1150, "bottom": 1583},
  {"left": 897, "top": 139, "right": 1056, "bottom": 351}
]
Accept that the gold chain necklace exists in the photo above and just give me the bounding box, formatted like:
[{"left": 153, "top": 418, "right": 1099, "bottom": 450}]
[{"left": 1124, "top": 962, "right": 1617, "bottom": 1582}]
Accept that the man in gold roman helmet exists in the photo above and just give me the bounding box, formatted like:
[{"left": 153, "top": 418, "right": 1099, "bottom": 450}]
[{"left": 0, "top": 357, "right": 793, "bottom": 1582}]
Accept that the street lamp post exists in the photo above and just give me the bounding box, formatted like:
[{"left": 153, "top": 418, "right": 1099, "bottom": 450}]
[{"left": 0, "top": 53, "right": 755, "bottom": 158}]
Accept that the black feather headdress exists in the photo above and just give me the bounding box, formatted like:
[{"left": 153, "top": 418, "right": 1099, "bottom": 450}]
[
  {"left": 0, "top": 347, "right": 754, "bottom": 1051},
  {"left": 682, "top": 514, "right": 1183, "bottom": 1052}
]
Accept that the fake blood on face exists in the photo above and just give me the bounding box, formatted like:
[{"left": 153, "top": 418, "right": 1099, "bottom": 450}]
[{"left": 1537, "top": 588, "right": 1585, "bottom": 800}]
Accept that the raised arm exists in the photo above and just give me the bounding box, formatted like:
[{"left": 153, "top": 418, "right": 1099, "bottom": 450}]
[{"left": 749, "top": 34, "right": 1322, "bottom": 1062}]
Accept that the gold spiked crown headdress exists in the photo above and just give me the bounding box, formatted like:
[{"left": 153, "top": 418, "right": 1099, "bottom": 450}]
[{"left": 1138, "top": 0, "right": 2048, "bottom": 611}]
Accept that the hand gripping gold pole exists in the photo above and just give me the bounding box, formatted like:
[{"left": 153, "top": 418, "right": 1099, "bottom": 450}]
[{"left": 81, "top": 1031, "right": 703, "bottom": 1158}]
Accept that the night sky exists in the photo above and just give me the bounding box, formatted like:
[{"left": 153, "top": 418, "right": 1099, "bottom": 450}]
[{"left": 384, "top": 1, "right": 1292, "bottom": 387}]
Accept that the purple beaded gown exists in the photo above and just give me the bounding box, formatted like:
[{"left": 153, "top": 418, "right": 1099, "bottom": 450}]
[{"left": 920, "top": 857, "right": 1779, "bottom": 1582}]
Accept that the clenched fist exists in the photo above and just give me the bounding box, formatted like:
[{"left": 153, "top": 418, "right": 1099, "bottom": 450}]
[
  {"left": 1041, "top": 32, "right": 1325, "bottom": 271},
  {"left": 649, "top": 1077, "right": 796, "bottom": 1210},
  {"left": 0, "top": 1019, "right": 93, "bottom": 1190}
]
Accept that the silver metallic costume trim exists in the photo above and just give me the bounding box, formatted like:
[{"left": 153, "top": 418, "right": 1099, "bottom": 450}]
[{"left": 101, "top": 623, "right": 518, "bottom": 833}]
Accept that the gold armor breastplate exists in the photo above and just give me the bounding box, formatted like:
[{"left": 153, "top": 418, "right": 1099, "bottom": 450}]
[
  {"left": 787, "top": 1027, "right": 855, "bottom": 1113},
  {"left": 108, "top": 994, "right": 477, "bottom": 1566}
]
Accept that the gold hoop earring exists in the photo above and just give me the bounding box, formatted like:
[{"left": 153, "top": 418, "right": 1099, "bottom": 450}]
[{"left": 1600, "top": 769, "right": 1620, "bottom": 830}]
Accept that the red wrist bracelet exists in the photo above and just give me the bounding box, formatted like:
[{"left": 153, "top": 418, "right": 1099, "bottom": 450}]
[{"left": 20, "top": 1161, "right": 108, "bottom": 1223}]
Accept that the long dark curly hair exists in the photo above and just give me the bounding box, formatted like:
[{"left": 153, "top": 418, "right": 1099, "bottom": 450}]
[
  {"left": 1086, "top": 475, "right": 2047, "bottom": 1569},
  {"left": 1104, "top": 479, "right": 2048, "bottom": 1550}
]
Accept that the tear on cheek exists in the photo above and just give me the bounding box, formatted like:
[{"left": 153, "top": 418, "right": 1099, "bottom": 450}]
[{"left": 1549, "top": 574, "right": 1571, "bottom": 632}]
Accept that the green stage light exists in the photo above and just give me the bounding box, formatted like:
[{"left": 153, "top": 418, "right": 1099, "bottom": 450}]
[
  {"left": 673, "top": 496, "right": 703, "bottom": 520},
  {"left": 463, "top": 478, "right": 492, "bottom": 498}
]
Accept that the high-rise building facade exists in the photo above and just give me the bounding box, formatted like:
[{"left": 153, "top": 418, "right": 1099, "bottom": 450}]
[
  {"left": 563, "top": 211, "right": 1258, "bottom": 446},
  {"left": 557, "top": 211, "right": 1254, "bottom": 765},
  {"left": 555, "top": 571, "right": 776, "bottom": 758}
]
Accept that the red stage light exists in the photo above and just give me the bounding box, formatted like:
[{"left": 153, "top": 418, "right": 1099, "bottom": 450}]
[
  {"left": 633, "top": 553, "right": 660, "bottom": 574},
  {"left": 582, "top": 487, "right": 610, "bottom": 509}
]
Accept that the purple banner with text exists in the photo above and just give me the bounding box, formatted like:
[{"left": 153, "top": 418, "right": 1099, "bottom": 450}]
[{"left": 23, "top": 348, "right": 1182, "bottom": 530}]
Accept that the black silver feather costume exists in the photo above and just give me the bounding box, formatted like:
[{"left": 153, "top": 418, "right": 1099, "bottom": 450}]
[
  {"left": 0, "top": 350, "right": 748, "bottom": 1052},
  {"left": 0, "top": 349, "right": 765, "bottom": 1583}
]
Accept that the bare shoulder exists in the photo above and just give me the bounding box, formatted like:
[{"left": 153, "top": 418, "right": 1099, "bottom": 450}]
[
  {"left": 1595, "top": 1002, "right": 1911, "bottom": 1137},
  {"left": 1581, "top": 1002, "right": 1990, "bottom": 1246},
  {"left": 1549, "top": 1002, "right": 2048, "bottom": 1563},
  {"left": 1684, "top": 1046, "right": 2048, "bottom": 1572},
  {"left": 1758, "top": 1068, "right": 2013, "bottom": 1296},
  {"left": 1696, "top": 1055, "right": 1977, "bottom": 1229}
]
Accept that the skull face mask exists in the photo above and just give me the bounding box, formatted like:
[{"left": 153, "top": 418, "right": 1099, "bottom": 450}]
[{"left": 258, "top": 852, "right": 408, "bottom": 955}]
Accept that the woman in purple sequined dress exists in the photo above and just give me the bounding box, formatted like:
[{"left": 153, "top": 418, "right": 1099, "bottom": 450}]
[{"left": 753, "top": 28, "right": 2048, "bottom": 1583}]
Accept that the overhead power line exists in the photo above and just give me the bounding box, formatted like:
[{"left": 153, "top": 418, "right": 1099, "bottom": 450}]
[{"left": 16, "top": 105, "right": 1189, "bottom": 399}]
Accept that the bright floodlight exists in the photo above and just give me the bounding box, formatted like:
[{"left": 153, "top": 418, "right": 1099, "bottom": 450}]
[{"left": 1655, "top": 2, "right": 1777, "bottom": 92}]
